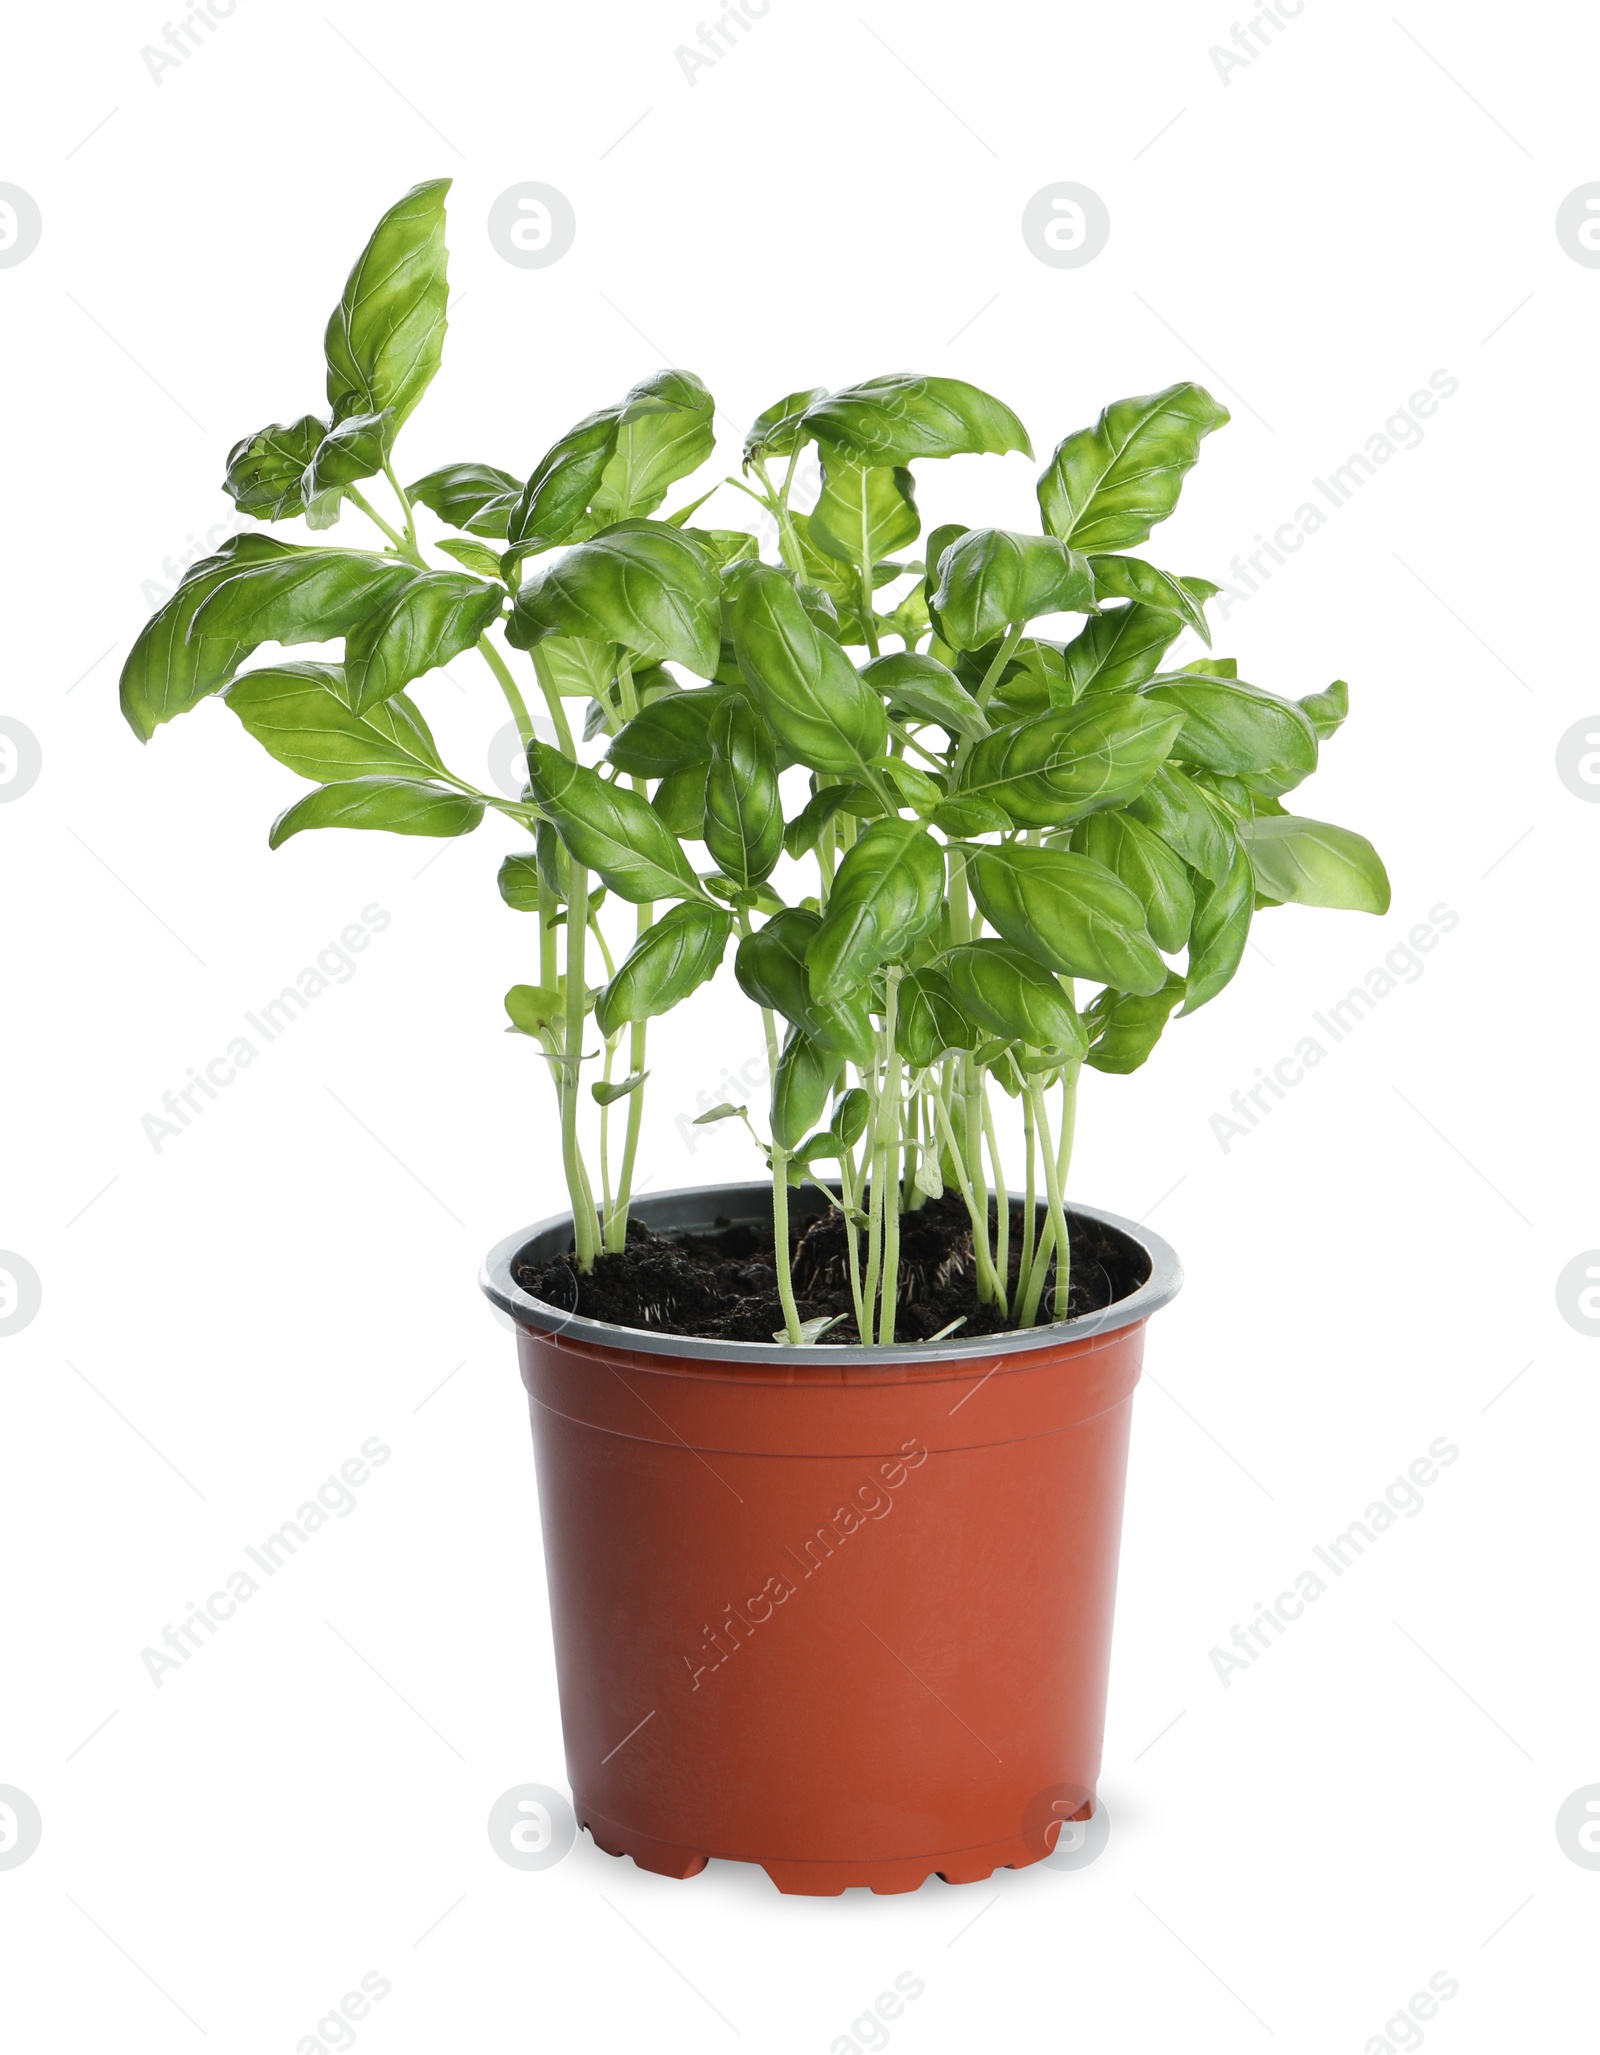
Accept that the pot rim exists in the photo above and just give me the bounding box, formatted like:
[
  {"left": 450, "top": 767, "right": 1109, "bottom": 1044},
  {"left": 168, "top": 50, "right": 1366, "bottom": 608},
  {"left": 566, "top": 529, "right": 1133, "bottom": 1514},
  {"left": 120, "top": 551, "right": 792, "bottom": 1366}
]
[{"left": 480, "top": 1180, "right": 1181, "bottom": 1367}]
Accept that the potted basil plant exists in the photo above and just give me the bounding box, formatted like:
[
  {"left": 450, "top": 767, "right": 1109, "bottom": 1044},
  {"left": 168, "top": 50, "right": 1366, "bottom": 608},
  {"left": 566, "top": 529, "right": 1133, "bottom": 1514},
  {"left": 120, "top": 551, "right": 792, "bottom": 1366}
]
[{"left": 121, "top": 181, "right": 1389, "bottom": 1894}]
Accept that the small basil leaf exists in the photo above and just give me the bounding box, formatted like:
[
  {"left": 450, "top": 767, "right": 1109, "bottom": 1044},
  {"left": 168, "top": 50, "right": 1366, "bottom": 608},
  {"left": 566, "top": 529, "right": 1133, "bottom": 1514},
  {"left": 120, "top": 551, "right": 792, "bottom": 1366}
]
[
  {"left": 862, "top": 650, "right": 988, "bottom": 739},
  {"left": 268, "top": 775, "right": 481, "bottom": 849},
  {"left": 1073, "top": 810, "right": 1195, "bottom": 954},
  {"left": 344, "top": 571, "right": 502, "bottom": 712},
  {"left": 771, "top": 1029, "right": 841, "bottom": 1150},
  {"left": 803, "top": 374, "right": 1032, "bottom": 464},
  {"left": 224, "top": 415, "right": 328, "bottom": 521},
  {"left": 1182, "top": 834, "right": 1253, "bottom": 1012},
  {"left": 1084, "top": 973, "right": 1187, "bottom": 1073},
  {"left": 324, "top": 178, "right": 450, "bottom": 434},
  {"left": 807, "top": 819, "right": 945, "bottom": 1002},
  {"left": 509, "top": 522, "right": 721, "bottom": 676},
  {"left": 960, "top": 697, "right": 1184, "bottom": 827},
  {"left": 120, "top": 534, "right": 298, "bottom": 741},
  {"left": 225, "top": 661, "right": 443, "bottom": 783},
  {"left": 704, "top": 695, "right": 783, "bottom": 887},
  {"left": 731, "top": 565, "right": 888, "bottom": 775},
  {"left": 932, "top": 941, "right": 1086, "bottom": 1055},
  {"left": 967, "top": 843, "right": 1167, "bottom": 995},
  {"left": 525, "top": 743, "right": 704, "bottom": 904},
  {"left": 1087, "top": 554, "right": 1211, "bottom": 646},
  {"left": 589, "top": 370, "right": 716, "bottom": 526},
  {"left": 1037, "top": 381, "right": 1229, "bottom": 551},
  {"left": 808, "top": 457, "right": 919, "bottom": 567},
  {"left": 188, "top": 549, "right": 420, "bottom": 647},
  {"left": 1298, "top": 677, "right": 1348, "bottom": 741},
  {"left": 744, "top": 386, "right": 827, "bottom": 466},
  {"left": 932, "top": 528, "right": 1096, "bottom": 648},
  {"left": 1144, "top": 673, "right": 1319, "bottom": 783},
  {"left": 595, "top": 901, "right": 732, "bottom": 1037},
  {"left": 497, "top": 852, "right": 542, "bottom": 911},
  {"left": 407, "top": 462, "right": 523, "bottom": 538},
  {"left": 1239, "top": 816, "right": 1390, "bottom": 913},
  {"left": 896, "top": 967, "right": 979, "bottom": 1067}
]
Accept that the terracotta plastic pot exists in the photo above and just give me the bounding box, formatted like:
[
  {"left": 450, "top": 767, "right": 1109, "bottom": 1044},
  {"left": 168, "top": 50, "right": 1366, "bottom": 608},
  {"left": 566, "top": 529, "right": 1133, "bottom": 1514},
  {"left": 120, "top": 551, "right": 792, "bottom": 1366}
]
[{"left": 481, "top": 1181, "right": 1180, "bottom": 1896}]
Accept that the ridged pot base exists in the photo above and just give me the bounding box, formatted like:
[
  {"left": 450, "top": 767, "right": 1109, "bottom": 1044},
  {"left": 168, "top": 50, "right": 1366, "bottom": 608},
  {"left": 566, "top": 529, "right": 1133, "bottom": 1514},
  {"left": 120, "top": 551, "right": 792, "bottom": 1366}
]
[{"left": 579, "top": 1798, "right": 1095, "bottom": 1896}]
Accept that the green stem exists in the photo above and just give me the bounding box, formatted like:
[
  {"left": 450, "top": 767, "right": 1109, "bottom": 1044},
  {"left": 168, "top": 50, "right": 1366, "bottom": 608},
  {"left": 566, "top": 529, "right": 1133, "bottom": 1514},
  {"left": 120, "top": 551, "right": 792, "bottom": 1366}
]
[
  {"left": 562, "top": 865, "right": 599, "bottom": 1270},
  {"left": 347, "top": 485, "right": 410, "bottom": 554},
  {"left": 876, "top": 975, "right": 903, "bottom": 1345},
  {"left": 477, "top": 633, "right": 535, "bottom": 747},
  {"left": 528, "top": 645, "right": 579, "bottom": 757},
  {"left": 975, "top": 621, "right": 1025, "bottom": 709},
  {"left": 382, "top": 453, "right": 420, "bottom": 556},
  {"left": 929, "top": 1077, "right": 1006, "bottom": 1307},
  {"left": 1014, "top": 1089, "right": 1038, "bottom": 1322},
  {"left": 839, "top": 1151, "right": 868, "bottom": 1338},
  {"left": 746, "top": 966, "right": 802, "bottom": 1344},
  {"left": 981, "top": 1090, "right": 1008, "bottom": 1307},
  {"left": 1027, "top": 1080, "right": 1073, "bottom": 1324}
]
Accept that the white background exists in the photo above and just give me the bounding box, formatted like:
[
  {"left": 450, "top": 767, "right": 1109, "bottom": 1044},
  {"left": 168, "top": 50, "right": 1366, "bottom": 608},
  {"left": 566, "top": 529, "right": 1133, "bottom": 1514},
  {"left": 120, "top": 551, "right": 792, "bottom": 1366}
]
[{"left": 3, "top": 0, "right": 1597, "bottom": 2048}]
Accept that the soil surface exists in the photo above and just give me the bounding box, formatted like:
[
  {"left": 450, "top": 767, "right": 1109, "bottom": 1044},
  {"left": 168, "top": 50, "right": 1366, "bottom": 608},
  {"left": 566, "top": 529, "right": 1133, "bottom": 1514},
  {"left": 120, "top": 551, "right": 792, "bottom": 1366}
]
[{"left": 512, "top": 1192, "right": 1148, "bottom": 1345}]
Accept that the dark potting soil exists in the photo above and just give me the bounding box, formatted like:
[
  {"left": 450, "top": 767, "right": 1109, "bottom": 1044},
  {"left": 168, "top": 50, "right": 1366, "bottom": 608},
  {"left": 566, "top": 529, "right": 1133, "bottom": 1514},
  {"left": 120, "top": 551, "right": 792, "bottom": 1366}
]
[{"left": 511, "top": 1192, "right": 1148, "bottom": 1345}]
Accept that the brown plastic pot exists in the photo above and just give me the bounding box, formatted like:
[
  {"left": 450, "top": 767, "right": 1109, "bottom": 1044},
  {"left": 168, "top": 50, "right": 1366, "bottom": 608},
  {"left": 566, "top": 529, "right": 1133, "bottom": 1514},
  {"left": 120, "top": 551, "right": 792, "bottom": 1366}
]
[{"left": 481, "top": 1180, "right": 1179, "bottom": 1896}]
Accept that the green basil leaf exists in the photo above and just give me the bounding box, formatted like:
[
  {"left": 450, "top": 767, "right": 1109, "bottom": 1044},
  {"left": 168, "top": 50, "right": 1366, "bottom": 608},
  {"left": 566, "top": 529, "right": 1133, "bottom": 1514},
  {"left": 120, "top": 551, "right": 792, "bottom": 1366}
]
[
  {"left": 120, "top": 535, "right": 298, "bottom": 741},
  {"left": 225, "top": 661, "right": 443, "bottom": 783},
  {"left": 808, "top": 457, "right": 920, "bottom": 567},
  {"left": 435, "top": 536, "right": 508, "bottom": 580},
  {"left": 931, "top": 794, "right": 1012, "bottom": 837},
  {"left": 224, "top": 416, "right": 328, "bottom": 520},
  {"left": 1087, "top": 555, "right": 1211, "bottom": 646},
  {"left": 324, "top": 178, "right": 450, "bottom": 434},
  {"left": 896, "top": 967, "right": 979, "bottom": 1067},
  {"left": 508, "top": 521, "right": 720, "bottom": 676},
  {"left": 1037, "top": 381, "right": 1229, "bottom": 550},
  {"left": 504, "top": 983, "right": 565, "bottom": 1035},
  {"left": 1124, "top": 764, "right": 1234, "bottom": 883},
  {"left": 772, "top": 1028, "right": 841, "bottom": 1150},
  {"left": 734, "top": 908, "right": 874, "bottom": 1064},
  {"left": 652, "top": 763, "right": 711, "bottom": 837},
  {"left": 595, "top": 901, "right": 732, "bottom": 1037},
  {"left": 1298, "top": 677, "right": 1348, "bottom": 741},
  {"left": 407, "top": 462, "right": 523, "bottom": 538},
  {"left": 188, "top": 549, "right": 420, "bottom": 646},
  {"left": 593, "top": 1072, "right": 648, "bottom": 1105},
  {"left": 744, "top": 386, "right": 827, "bottom": 466},
  {"left": 933, "top": 941, "right": 1086, "bottom": 1055},
  {"left": 344, "top": 570, "right": 502, "bottom": 712},
  {"left": 705, "top": 695, "right": 783, "bottom": 887},
  {"left": 932, "top": 528, "right": 1096, "bottom": 648},
  {"left": 526, "top": 743, "right": 703, "bottom": 903},
  {"left": 1072, "top": 810, "right": 1196, "bottom": 953},
  {"left": 960, "top": 696, "right": 1184, "bottom": 827},
  {"left": 497, "top": 852, "right": 542, "bottom": 911},
  {"left": 1061, "top": 601, "right": 1191, "bottom": 701},
  {"left": 303, "top": 411, "right": 393, "bottom": 503},
  {"left": 968, "top": 843, "right": 1166, "bottom": 994},
  {"left": 268, "top": 775, "right": 482, "bottom": 849},
  {"left": 589, "top": 370, "right": 716, "bottom": 526},
  {"left": 1144, "top": 673, "right": 1319, "bottom": 783},
  {"left": 680, "top": 527, "right": 760, "bottom": 571},
  {"left": 506, "top": 406, "right": 624, "bottom": 550},
  {"left": 1084, "top": 972, "right": 1187, "bottom": 1073},
  {"left": 732, "top": 565, "right": 888, "bottom": 775},
  {"left": 807, "top": 819, "right": 944, "bottom": 1001},
  {"left": 862, "top": 651, "right": 988, "bottom": 740},
  {"left": 781, "top": 781, "right": 881, "bottom": 858},
  {"left": 1240, "top": 816, "right": 1390, "bottom": 913},
  {"left": 607, "top": 689, "right": 729, "bottom": 777},
  {"left": 1183, "top": 833, "right": 1253, "bottom": 1012},
  {"left": 803, "top": 374, "right": 1032, "bottom": 463}
]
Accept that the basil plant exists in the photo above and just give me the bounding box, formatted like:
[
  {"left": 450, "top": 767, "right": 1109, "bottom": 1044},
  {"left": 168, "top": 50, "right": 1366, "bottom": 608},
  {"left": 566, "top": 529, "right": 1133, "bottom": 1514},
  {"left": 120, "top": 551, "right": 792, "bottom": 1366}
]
[{"left": 120, "top": 180, "right": 1389, "bottom": 1345}]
